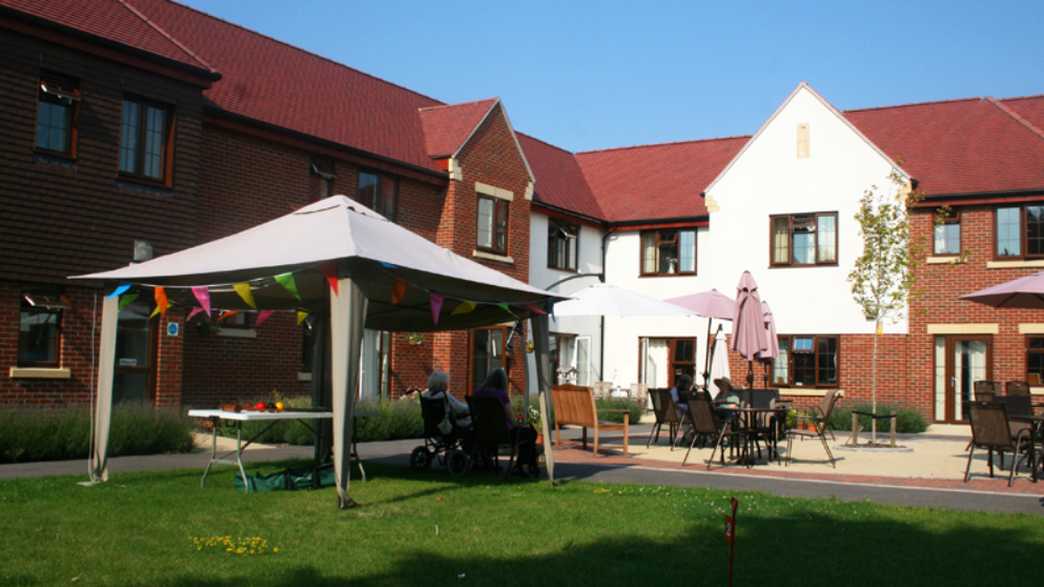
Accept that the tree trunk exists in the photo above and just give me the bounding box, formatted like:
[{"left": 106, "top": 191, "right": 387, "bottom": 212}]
[{"left": 871, "top": 319, "right": 880, "bottom": 444}]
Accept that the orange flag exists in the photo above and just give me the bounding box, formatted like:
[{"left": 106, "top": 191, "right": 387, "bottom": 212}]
[
  {"left": 149, "top": 286, "right": 169, "bottom": 319},
  {"left": 391, "top": 278, "right": 407, "bottom": 304}
]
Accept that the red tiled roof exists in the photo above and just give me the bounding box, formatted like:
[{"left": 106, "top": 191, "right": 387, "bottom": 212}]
[
  {"left": 575, "top": 137, "right": 748, "bottom": 222},
  {"left": 1000, "top": 95, "right": 1044, "bottom": 136},
  {"left": 517, "top": 133, "right": 604, "bottom": 220},
  {"left": 844, "top": 97, "right": 1044, "bottom": 196},
  {"left": 125, "top": 0, "right": 446, "bottom": 172},
  {"left": 418, "top": 99, "right": 498, "bottom": 159},
  {"left": 0, "top": 0, "right": 213, "bottom": 73}
]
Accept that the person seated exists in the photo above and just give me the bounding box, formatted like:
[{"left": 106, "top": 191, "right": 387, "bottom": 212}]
[
  {"left": 421, "top": 371, "right": 472, "bottom": 432},
  {"left": 669, "top": 374, "right": 694, "bottom": 416},
  {"left": 473, "top": 368, "right": 538, "bottom": 475}
]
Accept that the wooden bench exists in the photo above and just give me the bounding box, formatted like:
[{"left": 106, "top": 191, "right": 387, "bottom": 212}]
[{"left": 551, "top": 384, "right": 629, "bottom": 456}]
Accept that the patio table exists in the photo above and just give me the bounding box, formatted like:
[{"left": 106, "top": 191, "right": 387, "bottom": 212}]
[
  {"left": 715, "top": 405, "right": 785, "bottom": 467},
  {"left": 188, "top": 409, "right": 364, "bottom": 493}
]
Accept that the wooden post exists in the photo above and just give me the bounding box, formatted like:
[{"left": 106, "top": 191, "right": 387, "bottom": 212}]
[
  {"left": 889, "top": 412, "right": 897, "bottom": 447},
  {"left": 849, "top": 412, "right": 859, "bottom": 446}
]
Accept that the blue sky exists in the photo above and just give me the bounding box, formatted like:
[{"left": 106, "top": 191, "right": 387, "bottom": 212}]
[{"left": 182, "top": 0, "right": 1044, "bottom": 153}]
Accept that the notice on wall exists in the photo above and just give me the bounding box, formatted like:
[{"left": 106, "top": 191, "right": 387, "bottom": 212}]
[{"left": 166, "top": 322, "right": 180, "bottom": 337}]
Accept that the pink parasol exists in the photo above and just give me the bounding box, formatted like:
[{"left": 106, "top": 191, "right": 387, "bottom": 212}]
[
  {"left": 731, "top": 271, "right": 769, "bottom": 387},
  {"left": 667, "top": 289, "right": 737, "bottom": 390},
  {"left": 961, "top": 271, "right": 1044, "bottom": 308}
]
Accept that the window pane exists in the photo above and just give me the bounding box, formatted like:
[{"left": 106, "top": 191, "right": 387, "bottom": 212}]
[
  {"left": 494, "top": 200, "right": 508, "bottom": 252},
  {"left": 356, "top": 172, "right": 378, "bottom": 209},
  {"left": 793, "top": 336, "right": 814, "bottom": 352},
  {"left": 679, "top": 230, "right": 696, "bottom": 272},
  {"left": 18, "top": 306, "right": 61, "bottom": 366},
  {"left": 36, "top": 100, "right": 70, "bottom": 152},
  {"left": 996, "top": 207, "right": 1021, "bottom": 257},
  {"left": 1028, "top": 206, "right": 1044, "bottom": 256},
  {"left": 378, "top": 176, "right": 397, "bottom": 219},
  {"left": 673, "top": 339, "right": 694, "bottom": 363},
  {"left": 142, "top": 105, "right": 166, "bottom": 179},
  {"left": 476, "top": 197, "right": 494, "bottom": 248},
  {"left": 934, "top": 222, "right": 960, "bottom": 255},
  {"left": 773, "top": 338, "right": 790, "bottom": 385},
  {"left": 793, "top": 352, "right": 815, "bottom": 386},
  {"left": 817, "top": 337, "right": 838, "bottom": 385},
  {"left": 816, "top": 214, "right": 836, "bottom": 262},
  {"left": 792, "top": 217, "right": 815, "bottom": 264},
  {"left": 772, "top": 217, "right": 789, "bottom": 264},
  {"left": 641, "top": 232, "right": 657, "bottom": 273},
  {"left": 119, "top": 101, "right": 139, "bottom": 173},
  {"left": 1028, "top": 337, "right": 1044, "bottom": 385},
  {"left": 658, "top": 230, "right": 678, "bottom": 273}
]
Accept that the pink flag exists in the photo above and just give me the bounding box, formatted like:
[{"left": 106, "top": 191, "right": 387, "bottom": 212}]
[
  {"left": 526, "top": 304, "right": 547, "bottom": 316},
  {"left": 187, "top": 307, "right": 206, "bottom": 321},
  {"left": 430, "top": 293, "right": 444, "bottom": 325},
  {"left": 191, "top": 286, "right": 211, "bottom": 316},
  {"left": 254, "top": 310, "right": 274, "bottom": 328}
]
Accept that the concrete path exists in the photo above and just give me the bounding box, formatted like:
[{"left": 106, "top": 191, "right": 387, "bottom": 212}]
[{"left": 2, "top": 429, "right": 1042, "bottom": 516}]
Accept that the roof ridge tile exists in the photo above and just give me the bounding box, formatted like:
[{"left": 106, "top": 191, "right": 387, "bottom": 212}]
[
  {"left": 119, "top": 0, "right": 214, "bottom": 72},
  {"left": 575, "top": 134, "right": 750, "bottom": 157},
  {"left": 987, "top": 97, "right": 1044, "bottom": 142},
  {"left": 418, "top": 97, "right": 498, "bottom": 112},
  {"left": 843, "top": 95, "right": 985, "bottom": 114}
]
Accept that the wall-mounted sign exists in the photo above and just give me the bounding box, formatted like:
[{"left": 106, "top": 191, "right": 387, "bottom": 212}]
[{"left": 166, "top": 322, "right": 180, "bottom": 337}]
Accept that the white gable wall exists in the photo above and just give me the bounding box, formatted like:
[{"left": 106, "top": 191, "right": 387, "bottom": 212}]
[{"left": 704, "top": 85, "right": 908, "bottom": 336}]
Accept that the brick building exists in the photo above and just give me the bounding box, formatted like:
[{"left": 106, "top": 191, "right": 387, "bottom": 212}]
[{"left": 2, "top": 0, "right": 1044, "bottom": 424}]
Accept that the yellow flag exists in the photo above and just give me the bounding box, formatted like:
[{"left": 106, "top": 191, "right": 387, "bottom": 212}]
[
  {"left": 450, "top": 301, "right": 476, "bottom": 316},
  {"left": 296, "top": 310, "right": 309, "bottom": 326},
  {"left": 233, "top": 282, "right": 256, "bottom": 308}
]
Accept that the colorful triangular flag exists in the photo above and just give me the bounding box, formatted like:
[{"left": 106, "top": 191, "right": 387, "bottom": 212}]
[
  {"left": 274, "top": 272, "right": 301, "bottom": 301},
  {"left": 191, "top": 286, "right": 211, "bottom": 316},
  {"left": 107, "top": 283, "right": 131, "bottom": 298},
  {"left": 149, "top": 287, "right": 169, "bottom": 319},
  {"left": 391, "top": 278, "right": 407, "bottom": 305},
  {"left": 118, "top": 292, "right": 139, "bottom": 311},
  {"left": 526, "top": 303, "right": 547, "bottom": 316},
  {"left": 450, "top": 301, "right": 476, "bottom": 316},
  {"left": 320, "top": 263, "right": 339, "bottom": 294},
  {"left": 233, "top": 282, "right": 256, "bottom": 309},
  {"left": 254, "top": 310, "right": 274, "bottom": 328},
  {"left": 218, "top": 309, "right": 240, "bottom": 322},
  {"left": 430, "top": 293, "right": 444, "bottom": 325},
  {"left": 187, "top": 306, "right": 206, "bottom": 321},
  {"left": 497, "top": 303, "right": 516, "bottom": 318},
  {"left": 296, "top": 309, "right": 310, "bottom": 326}
]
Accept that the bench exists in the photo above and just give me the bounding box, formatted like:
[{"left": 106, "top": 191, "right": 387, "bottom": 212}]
[
  {"left": 847, "top": 410, "right": 897, "bottom": 447},
  {"left": 551, "top": 384, "right": 629, "bottom": 456}
]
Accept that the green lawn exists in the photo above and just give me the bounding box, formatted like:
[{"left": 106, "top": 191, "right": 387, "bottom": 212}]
[{"left": 2, "top": 463, "right": 1042, "bottom": 586}]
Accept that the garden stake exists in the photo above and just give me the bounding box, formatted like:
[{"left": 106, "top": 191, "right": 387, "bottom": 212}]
[{"left": 724, "top": 497, "right": 739, "bottom": 587}]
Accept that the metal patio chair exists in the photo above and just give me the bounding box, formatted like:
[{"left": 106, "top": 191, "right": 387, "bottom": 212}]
[
  {"left": 965, "top": 400, "right": 1033, "bottom": 486},
  {"left": 784, "top": 389, "right": 840, "bottom": 468}
]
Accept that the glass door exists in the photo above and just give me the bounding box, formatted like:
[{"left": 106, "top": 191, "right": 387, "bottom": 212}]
[
  {"left": 113, "top": 301, "right": 155, "bottom": 405},
  {"left": 934, "top": 335, "right": 991, "bottom": 422}
]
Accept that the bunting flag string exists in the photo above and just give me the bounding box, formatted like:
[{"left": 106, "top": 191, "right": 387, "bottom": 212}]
[
  {"left": 107, "top": 283, "right": 132, "bottom": 298},
  {"left": 218, "top": 309, "right": 240, "bottom": 322},
  {"left": 149, "top": 286, "right": 169, "bottom": 319},
  {"left": 187, "top": 306, "right": 207, "bottom": 321},
  {"left": 320, "top": 263, "right": 339, "bottom": 294},
  {"left": 233, "top": 282, "right": 256, "bottom": 309},
  {"left": 254, "top": 310, "right": 274, "bottom": 328},
  {"left": 429, "top": 293, "right": 444, "bottom": 326},
  {"left": 296, "top": 309, "right": 310, "bottom": 326},
  {"left": 191, "top": 286, "right": 211, "bottom": 316},
  {"left": 274, "top": 272, "right": 301, "bottom": 300},
  {"left": 390, "top": 278, "right": 408, "bottom": 305},
  {"left": 525, "top": 304, "right": 547, "bottom": 316},
  {"left": 118, "top": 292, "right": 139, "bottom": 311},
  {"left": 496, "top": 303, "right": 516, "bottom": 318}
]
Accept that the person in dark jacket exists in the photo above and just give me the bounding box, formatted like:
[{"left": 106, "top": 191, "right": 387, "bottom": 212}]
[{"left": 472, "top": 368, "right": 538, "bottom": 475}]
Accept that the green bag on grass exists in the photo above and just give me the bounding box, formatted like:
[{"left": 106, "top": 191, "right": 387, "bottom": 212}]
[{"left": 233, "top": 465, "right": 335, "bottom": 492}]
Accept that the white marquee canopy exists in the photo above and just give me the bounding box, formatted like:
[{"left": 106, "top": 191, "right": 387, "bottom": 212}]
[{"left": 71, "top": 195, "right": 565, "bottom": 507}]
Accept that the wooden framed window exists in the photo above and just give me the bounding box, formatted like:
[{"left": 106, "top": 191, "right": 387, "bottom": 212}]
[
  {"left": 476, "top": 195, "right": 509, "bottom": 255},
  {"left": 18, "top": 290, "right": 64, "bottom": 367},
  {"left": 770, "top": 212, "right": 838, "bottom": 267},
  {"left": 469, "top": 327, "right": 510, "bottom": 393},
  {"left": 640, "top": 229, "right": 696, "bottom": 276},
  {"left": 933, "top": 209, "right": 960, "bottom": 255},
  {"left": 1027, "top": 336, "right": 1044, "bottom": 386},
  {"left": 311, "top": 157, "right": 336, "bottom": 200},
  {"left": 548, "top": 219, "right": 578, "bottom": 271},
  {"left": 119, "top": 97, "right": 173, "bottom": 183},
  {"left": 772, "top": 335, "right": 839, "bottom": 387},
  {"left": 639, "top": 337, "right": 696, "bottom": 388},
  {"left": 995, "top": 205, "right": 1044, "bottom": 259},
  {"left": 356, "top": 170, "right": 398, "bottom": 220},
  {"left": 35, "top": 73, "right": 79, "bottom": 157}
]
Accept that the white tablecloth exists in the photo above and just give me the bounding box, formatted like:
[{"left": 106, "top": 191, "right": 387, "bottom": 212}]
[{"left": 187, "top": 409, "right": 333, "bottom": 422}]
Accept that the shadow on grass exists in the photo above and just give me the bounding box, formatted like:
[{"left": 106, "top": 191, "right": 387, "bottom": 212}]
[{"left": 142, "top": 507, "right": 1044, "bottom": 587}]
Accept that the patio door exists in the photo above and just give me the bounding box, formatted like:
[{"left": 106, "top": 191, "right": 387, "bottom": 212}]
[
  {"left": 933, "top": 335, "right": 991, "bottom": 422},
  {"left": 639, "top": 337, "right": 696, "bottom": 389},
  {"left": 113, "top": 301, "right": 156, "bottom": 405}
]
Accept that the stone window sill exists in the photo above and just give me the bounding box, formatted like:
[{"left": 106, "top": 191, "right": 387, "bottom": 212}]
[
  {"left": 9, "top": 367, "right": 71, "bottom": 380},
  {"left": 925, "top": 256, "right": 963, "bottom": 265},
  {"left": 776, "top": 387, "right": 842, "bottom": 398},
  {"left": 986, "top": 259, "right": 1044, "bottom": 269},
  {"left": 217, "top": 328, "right": 257, "bottom": 339},
  {"left": 298, "top": 372, "right": 313, "bottom": 382},
  {"left": 472, "top": 250, "right": 514, "bottom": 264}
]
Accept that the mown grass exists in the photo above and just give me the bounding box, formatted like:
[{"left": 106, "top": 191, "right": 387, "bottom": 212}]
[{"left": 1, "top": 463, "right": 1041, "bottom": 586}]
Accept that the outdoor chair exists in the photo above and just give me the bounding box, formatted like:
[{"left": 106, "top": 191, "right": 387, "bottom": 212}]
[
  {"left": 683, "top": 396, "right": 733, "bottom": 468},
  {"left": 646, "top": 388, "right": 682, "bottom": 449},
  {"left": 965, "top": 400, "right": 1034, "bottom": 486},
  {"left": 973, "top": 380, "right": 1001, "bottom": 402},
  {"left": 469, "top": 396, "right": 520, "bottom": 479},
  {"left": 784, "top": 389, "right": 840, "bottom": 468},
  {"left": 1006, "top": 381, "right": 1031, "bottom": 396},
  {"left": 411, "top": 395, "right": 470, "bottom": 473},
  {"left": 748, "top": 389, "right": 782, "bottom": 461}
]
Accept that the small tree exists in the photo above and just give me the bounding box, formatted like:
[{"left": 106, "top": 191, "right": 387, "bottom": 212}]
[{"left": 848, "top": 170, "right": 922, "bottom": 444}]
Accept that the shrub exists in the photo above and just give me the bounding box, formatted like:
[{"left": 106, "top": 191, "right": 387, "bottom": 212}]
[
  {"left": 0, "top": 407, "right": 194, "bottom": 463},
  {"left": 217, "top": 397, "right": 423, "bottom": 445},
  {"left": 595, "top": 398, "right": 644, "bottom": 424},
  {"left": 827, "top": 403, "right": 928, "bottom": 434}
]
